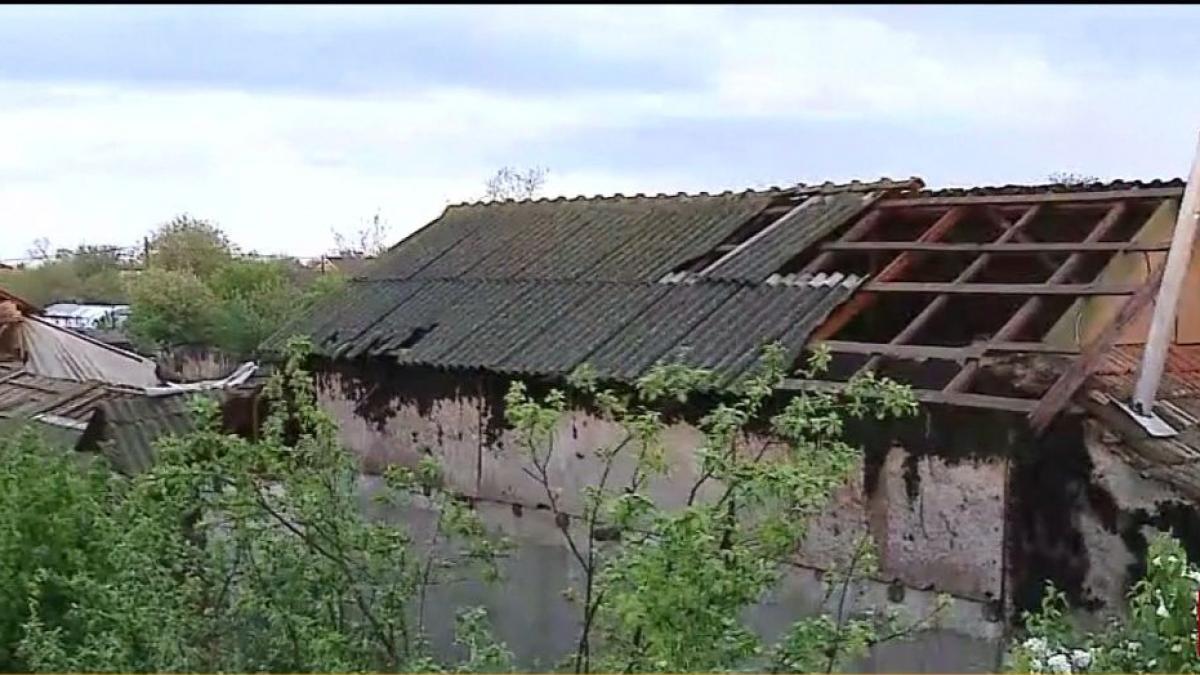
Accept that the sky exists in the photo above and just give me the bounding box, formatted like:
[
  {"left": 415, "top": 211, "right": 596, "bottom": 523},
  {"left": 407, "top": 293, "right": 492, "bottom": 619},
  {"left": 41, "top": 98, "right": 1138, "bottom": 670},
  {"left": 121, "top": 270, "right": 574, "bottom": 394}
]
[{"left": 2, "top": 4, "right": 1200, "bottom": 262}]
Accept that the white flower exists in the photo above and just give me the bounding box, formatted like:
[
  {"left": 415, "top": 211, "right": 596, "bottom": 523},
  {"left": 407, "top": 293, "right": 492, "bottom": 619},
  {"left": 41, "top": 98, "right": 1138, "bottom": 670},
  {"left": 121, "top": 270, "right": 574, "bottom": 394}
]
[
  {"left": 1031, "top": 658, "right": 1045, "bottom": 673},
  {"left": 1024, "top": 637, "right": 1050, "bottom": 656},
  {"left": 1127, "top": 640, "right": 1142, "bottom": 651},
  {"left": 1047, "top": 653, "right": 1073, "bottom": 673},
  {"left": 1152, "top": 556, "right": 1163, "bottom": 566},
  {"left": 1148, "top": 658, "right": 1158, "bottom": 668},
  {"left": 1070, "top": 649, "right": 1092, "bottom": 670},
  {"left": 1157, "top": 599, "right": 1170, "bottom": 617}
]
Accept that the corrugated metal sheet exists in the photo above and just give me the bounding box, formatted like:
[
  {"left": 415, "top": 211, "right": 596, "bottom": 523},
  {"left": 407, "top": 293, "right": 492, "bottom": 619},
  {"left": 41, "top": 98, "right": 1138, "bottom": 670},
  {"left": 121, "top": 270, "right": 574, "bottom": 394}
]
[{"left": 42, "top": 303, "right": 130, "bottom": 330}]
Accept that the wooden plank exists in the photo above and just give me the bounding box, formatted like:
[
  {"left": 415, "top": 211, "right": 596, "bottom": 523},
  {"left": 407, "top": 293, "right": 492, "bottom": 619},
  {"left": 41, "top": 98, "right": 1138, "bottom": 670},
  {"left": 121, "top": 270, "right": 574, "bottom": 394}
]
[
  {"left": 878, "top": 187, "right": 1182, "bottom": 208},
  {"left": 819, "top": 241, "right": 1170, "bottom": 253},
  {"left": 983, "top": 341, "right": 1082, "bottom": 355},
  {"left": 1028, "top": 260, "right": 1167, "bottom": 433},
  {"left": 862, "top": 281, "right": 1141, "bottom": 296},
  {"left": 856, "top": 205, "right": 1044, "bottom": 381},
  {"left": 820, "top": 339, "right": 1081, "bottom": 361},
  {"left": 777, "top": 378, "right": 1039, "bottom": 413},
  {"left": 809, "top": 206, "right": 968, "bottom": 340},
  {"left": 818, "top": 340, "right": 968, "bottom": 360}
]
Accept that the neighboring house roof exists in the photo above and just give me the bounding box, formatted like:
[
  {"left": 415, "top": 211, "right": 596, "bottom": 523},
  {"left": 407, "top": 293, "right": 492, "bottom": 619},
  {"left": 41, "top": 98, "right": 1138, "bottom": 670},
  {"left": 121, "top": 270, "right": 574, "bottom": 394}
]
[
  {"left": 17, "top": 314, "right": 159, "bottom": 387},
  {"left": 322, "top": 255, "right": 376, "bottom": 278},
  {"left": 272, "top": 176, "right": 1192, "bottom": 431},
  {"left": 0, "top": 361, "right": 260, "bottom": 475},
  {"left": 42, "top": 302, "right": 130, "bottom": 329}
]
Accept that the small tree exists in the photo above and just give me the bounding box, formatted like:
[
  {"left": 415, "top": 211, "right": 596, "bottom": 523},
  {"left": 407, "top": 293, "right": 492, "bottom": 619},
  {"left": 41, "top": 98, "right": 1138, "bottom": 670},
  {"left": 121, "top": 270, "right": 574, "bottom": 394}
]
[
  {"left": 484, "top": 167, "right": 548, "bottom": 202},
  {"left": 331, "top": 211, "right": 391, "bottom": 258},
  {"left": 125, "top": 268, "right": 221, "bottom": 349},
  {"left": 504, "top": 344, "right": 930, "bottom": 672},
  {"left": 1047, "top": 173, "right": 1100, "bottom": 186},
  {"left": 145, "top": 214, "right": 233, "bottom": 280},
  {"left": 9, "top": 338, "right": 511, "bottom": 672}
]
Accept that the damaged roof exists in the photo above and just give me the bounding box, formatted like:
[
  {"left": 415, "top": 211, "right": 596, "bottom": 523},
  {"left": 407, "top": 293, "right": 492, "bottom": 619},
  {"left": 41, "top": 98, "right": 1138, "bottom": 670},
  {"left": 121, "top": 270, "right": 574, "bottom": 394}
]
[
  {"left": 0, "top": 363, "right": 245, "bottom": 475},
  {"left": 270, "top": 180, "right": 899, "bottom": 381},
  {"left": 271, "top": 176, "right": 1193, "bottom": 428}
]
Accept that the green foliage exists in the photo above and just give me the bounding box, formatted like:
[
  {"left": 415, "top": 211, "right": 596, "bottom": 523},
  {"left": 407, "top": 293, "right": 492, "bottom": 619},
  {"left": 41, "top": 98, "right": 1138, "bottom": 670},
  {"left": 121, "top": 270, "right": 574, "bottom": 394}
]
[
  {"left": 127, "top": 217, "right": 344, "bottom": 352},
  {"left": 146, "top": 214, "right": 234, "bottom": 280},
  {"left": 1010, "top": 533, "right": 1200, "bottom": 673},
  {"left": 208, "top": 259, "right": 305, "bottom": 354},
  {"left": 504, "top": 343, "right": 921, "bottom": 673},
  {"left": 126, "top": 267, "right": 221, "bottom": 349},
  {"left": 2, "top": 245, "right": 129, "bottom": 306},
  {"left": 2, "top": 338, "right": 510, "bottom": 672}
]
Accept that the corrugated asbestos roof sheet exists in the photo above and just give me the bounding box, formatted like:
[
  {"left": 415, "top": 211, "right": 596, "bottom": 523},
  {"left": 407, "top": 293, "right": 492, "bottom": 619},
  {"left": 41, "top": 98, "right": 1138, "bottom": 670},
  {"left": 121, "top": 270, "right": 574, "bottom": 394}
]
[
  {"left": 369, "top": 191, "right": 786, "bottom": 282},
  {"left": 94, "top": 394, "right": 215, "bottom": 475},
  {"left": 289, "top": 275, "right": 861, "bottom": 382},
  {"left": 277, "top": 177, "right": 1183, "bottom": 384},
  {"left": 272, "top": 183, "right": 893, "bottom": 380},
  {"left": 706, "top": 192, "right": 872, "bottom": 282}
]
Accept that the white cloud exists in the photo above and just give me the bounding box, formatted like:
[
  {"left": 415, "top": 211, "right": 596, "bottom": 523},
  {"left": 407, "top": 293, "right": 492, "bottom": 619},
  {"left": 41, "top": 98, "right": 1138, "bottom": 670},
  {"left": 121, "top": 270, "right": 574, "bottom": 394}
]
[{"left": 1, "top": 5, "right": 1198, "bottom": 261}]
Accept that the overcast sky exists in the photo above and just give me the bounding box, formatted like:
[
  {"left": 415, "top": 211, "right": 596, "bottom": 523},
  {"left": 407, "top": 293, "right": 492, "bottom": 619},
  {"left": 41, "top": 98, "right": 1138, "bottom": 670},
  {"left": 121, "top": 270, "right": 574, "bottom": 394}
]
[{"left": 2, "top": 4, "right": 1199, "bottom": 261}]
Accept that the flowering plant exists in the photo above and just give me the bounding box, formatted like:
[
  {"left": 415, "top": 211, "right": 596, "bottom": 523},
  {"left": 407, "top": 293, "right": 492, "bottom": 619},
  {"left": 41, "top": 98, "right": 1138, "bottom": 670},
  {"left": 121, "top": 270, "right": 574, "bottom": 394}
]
[{"left": 1010, "top": 534, "right": 1200, "bottom": 673}]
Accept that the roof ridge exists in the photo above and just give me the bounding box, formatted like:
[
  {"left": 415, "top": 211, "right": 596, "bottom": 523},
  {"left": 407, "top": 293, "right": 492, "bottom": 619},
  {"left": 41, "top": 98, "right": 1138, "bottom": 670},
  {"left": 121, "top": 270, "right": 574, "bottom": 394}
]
[{"left": 444, "top": 176, "right": 921, "bottom": 209}]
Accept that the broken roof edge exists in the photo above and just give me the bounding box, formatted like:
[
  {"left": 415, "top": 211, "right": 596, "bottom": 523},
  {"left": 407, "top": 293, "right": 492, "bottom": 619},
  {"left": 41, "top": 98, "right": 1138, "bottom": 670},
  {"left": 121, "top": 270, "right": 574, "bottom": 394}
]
[{"left": 905, "top": 177, "right": 1185, "bottom": 199}]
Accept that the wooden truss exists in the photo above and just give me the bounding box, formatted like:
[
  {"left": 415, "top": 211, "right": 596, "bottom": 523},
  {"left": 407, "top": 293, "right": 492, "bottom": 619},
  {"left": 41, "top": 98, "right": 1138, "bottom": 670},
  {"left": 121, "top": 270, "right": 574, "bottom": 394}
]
[{"left": 783, "top": 192, "right": 1181, "bottom": 433}]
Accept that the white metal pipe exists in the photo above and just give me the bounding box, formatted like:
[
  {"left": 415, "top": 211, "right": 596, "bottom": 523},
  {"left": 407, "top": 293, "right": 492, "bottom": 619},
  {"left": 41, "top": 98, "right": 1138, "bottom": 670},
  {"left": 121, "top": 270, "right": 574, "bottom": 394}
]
[{"left": 1132, "top": 133, "right": 1200, "bottom": 414}]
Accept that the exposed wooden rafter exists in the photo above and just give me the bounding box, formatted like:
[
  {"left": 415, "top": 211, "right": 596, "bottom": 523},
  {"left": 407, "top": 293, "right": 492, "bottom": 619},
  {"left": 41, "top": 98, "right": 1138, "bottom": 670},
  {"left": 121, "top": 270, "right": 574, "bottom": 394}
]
[
  {"left": 943, "top": 201, "right": 1131, "bottom": 393},
  {"left": 809, "top": 205, "right": 968, "bottom": 340}
]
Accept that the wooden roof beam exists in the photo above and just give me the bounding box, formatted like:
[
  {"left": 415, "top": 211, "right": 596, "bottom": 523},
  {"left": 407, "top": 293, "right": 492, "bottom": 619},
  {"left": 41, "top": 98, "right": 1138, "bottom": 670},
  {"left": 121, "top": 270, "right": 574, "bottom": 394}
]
[
  {"left": 861, "top": 281, "right": 1141, "bottom": 295},
  {"left": 853, "top": 205, "right": 1043, "bottom": 376},
  {"left": 819, "top": 241, "right": 1170, "bottom": 253},
  {"left": 1028, "top": 259, "right": 1166, "bottom": 433},
  {"left": 777, "top": 377, "right": 1039, "bottom": 413},
  {"left": 944, "top": 201, "right": 1130, "bottom": 394},
  {"left": 810, "top": 206, "right": 968, "bottom": 341}
]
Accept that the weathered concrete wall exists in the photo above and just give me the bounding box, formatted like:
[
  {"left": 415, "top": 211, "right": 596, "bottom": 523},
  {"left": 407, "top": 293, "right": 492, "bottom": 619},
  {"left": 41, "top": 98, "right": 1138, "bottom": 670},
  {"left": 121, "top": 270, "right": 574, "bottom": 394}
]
[
  {"left": 157, "top": 344, "right": 245, "bottom": 382},
  {"left": 316, "top": 365, "right": 1014, "bottom": 671},
  {"left": 355, "top": 476, "right": 1005, "bottom": 672}
]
